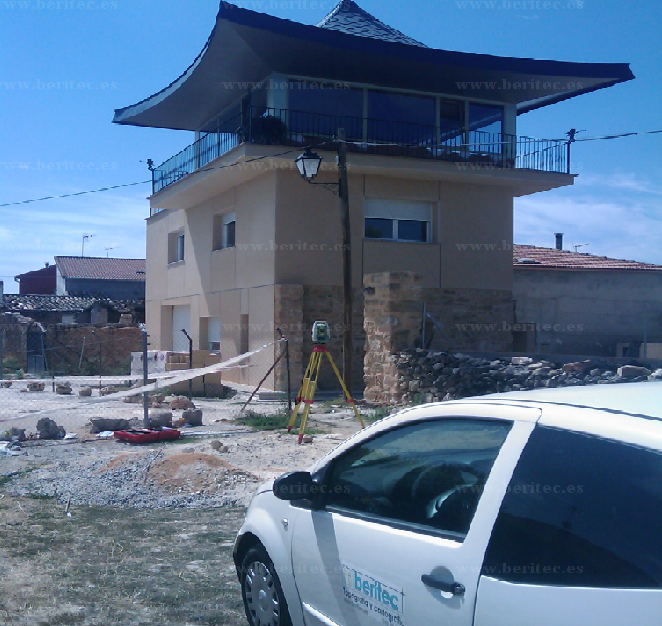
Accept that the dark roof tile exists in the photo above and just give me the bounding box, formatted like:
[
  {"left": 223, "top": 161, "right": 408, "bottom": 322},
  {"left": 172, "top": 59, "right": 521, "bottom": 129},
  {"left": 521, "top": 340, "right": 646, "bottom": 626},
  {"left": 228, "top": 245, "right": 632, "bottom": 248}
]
[{"left": 55, "top": 256, "right": 146, "bottom": 281}]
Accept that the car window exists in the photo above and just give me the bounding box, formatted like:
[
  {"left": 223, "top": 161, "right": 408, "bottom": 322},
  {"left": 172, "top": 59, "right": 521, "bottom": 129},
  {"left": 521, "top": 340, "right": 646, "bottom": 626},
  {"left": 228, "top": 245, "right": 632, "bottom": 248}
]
[
  {"left": 483, "top": 425, "right": 662, "bottom": 588},
  {"left": 324, "top": 419, "right": 512, "bottom": 538}
]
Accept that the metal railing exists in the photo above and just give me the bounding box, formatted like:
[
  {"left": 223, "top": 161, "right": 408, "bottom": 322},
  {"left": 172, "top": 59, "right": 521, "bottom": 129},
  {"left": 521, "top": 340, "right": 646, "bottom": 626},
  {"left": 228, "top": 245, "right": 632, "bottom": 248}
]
[{"left": 152, "top": 107, "right": 569, "bottom": 193}]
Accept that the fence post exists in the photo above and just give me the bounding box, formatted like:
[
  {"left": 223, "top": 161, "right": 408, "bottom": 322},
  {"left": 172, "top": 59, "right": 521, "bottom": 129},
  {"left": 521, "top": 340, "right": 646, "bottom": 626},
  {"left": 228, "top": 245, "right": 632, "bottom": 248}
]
[
  {"left": 0, "top": 326, "right": 5, "bottom": 381},
  {"left": 141, "top": 325, "right": 150, "bottom": 428}
]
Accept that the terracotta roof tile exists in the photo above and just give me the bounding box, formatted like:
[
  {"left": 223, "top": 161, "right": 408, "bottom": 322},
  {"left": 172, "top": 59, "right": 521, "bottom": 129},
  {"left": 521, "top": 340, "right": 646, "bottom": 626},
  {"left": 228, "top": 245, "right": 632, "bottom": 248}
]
[
  {"left": 55, "top": 256, "right": 146, "bottom": 281},
  {"left": 513, "top": 245, "right": 662, "bottom": 271}
]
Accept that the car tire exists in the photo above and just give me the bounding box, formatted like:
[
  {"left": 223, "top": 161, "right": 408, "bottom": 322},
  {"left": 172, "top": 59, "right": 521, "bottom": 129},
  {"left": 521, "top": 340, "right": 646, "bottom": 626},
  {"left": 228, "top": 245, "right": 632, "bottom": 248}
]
[{"left": 240, "top": 544, "right": 293, "bottom": 626}]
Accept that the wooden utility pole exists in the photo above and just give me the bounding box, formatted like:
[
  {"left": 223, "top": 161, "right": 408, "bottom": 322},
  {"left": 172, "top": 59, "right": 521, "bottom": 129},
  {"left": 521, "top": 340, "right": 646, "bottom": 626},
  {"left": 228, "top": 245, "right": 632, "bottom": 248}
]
[{"left": 337, "top": 128, "right": 353, "bottom": 392}]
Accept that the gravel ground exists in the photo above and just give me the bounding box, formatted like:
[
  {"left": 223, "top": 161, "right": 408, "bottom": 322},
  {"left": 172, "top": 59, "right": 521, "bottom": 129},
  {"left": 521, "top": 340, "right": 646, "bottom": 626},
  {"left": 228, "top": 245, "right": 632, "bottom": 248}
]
[{"left": 1, "top": 390, "right": 364, "bottom": 508}]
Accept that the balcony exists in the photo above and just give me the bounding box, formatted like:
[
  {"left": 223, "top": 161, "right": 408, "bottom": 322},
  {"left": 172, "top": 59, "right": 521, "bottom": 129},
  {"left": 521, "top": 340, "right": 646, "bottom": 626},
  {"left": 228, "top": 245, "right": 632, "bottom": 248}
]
[{"left": 151, "top": 107, "right": 570, "bottom": 194}]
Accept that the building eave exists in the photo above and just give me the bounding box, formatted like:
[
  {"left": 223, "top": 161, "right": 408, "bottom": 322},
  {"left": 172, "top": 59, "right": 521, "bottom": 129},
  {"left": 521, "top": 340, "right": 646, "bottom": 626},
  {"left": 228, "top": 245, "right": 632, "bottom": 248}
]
[{"left": 113, "top": 2, "right": 634, "bottom": 131}]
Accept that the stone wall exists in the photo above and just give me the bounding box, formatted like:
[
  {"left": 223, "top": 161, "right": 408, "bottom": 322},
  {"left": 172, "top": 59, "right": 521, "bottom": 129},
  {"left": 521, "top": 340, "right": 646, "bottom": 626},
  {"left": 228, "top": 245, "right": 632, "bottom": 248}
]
[
  {"left": 363, "top": 271, "right": 514, "bottom": 404},
  {"left": 390, "top": 350, "right": 662, "bottom": 405}
]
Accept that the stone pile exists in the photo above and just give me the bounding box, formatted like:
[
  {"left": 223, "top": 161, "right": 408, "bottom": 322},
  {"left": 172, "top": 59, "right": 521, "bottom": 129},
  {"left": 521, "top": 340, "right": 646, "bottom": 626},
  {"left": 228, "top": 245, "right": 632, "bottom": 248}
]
[{"left": 389, "top": 349, "right": 662, "bottom": 405}]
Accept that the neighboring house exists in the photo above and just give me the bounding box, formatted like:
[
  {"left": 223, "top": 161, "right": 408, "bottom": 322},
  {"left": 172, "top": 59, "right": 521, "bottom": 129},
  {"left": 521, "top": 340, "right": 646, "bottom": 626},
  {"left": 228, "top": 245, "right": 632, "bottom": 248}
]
[
  {"left": 513, "top": 242, "right": 662, "bottom": 357},
  {"left": 14, "top": 263, "right": 57, "bottom": 295},
  {"left": 113, "top": 0, "right": 633, "bottom": 388},
  {"left": 55, "top": 256, "right": 146, "bottom": 300}
]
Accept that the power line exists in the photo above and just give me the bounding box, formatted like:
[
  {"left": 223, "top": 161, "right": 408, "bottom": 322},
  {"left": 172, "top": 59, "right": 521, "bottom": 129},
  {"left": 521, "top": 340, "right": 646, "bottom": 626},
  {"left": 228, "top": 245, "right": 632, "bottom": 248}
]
[{"left": 2, "top": 129, "right": 661, "bottom": 208}]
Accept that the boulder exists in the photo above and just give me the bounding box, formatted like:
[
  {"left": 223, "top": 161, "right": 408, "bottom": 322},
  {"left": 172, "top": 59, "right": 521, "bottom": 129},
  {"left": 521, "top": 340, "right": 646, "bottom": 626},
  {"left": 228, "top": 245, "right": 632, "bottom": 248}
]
[
  {"left": 56, "top": 382, "right": 72, "bottom": 395},
  {"left": 90, "top": 418, "right": 130, "bottom": 434},
  {"left": 651, "top": 369, "right": 662, "bottom": 380},
  {"left": 36, "top": 418, "right": 65, "bottom": 440},
  {"left": 2, "top": 428, "right": 26, "bottom": 442},
  {"left": 123, "top": 394, "right": 142, "bottom": 404},
  {"left": 210, "top": 440, "right": 229, "bottom": 453},
  {"left": 27, "top": 381, "right": 45, "bottom": 392},
  {"left": 617, "top": 365, "right": 651, "bottom": 379},
  {"left": 147, "top": 410, "right": 173, "bottom": 428},
  {"left": 150, "top": 393, "right": 166, "bottom": 404},
  {"left": 562, "top": 361, "right": 592, "bottom": 374},
  {"left": 1, "top": 381, "right": 12, "bottom": 388},
  {"left": 511, "top": 357, "right": 533, "bottom": 366},
  {"left": 182, "top": 408, "right": 203, "bottom": 427},
  {"left": 78, "top": 386, "right": 93, "bottom": 397},
  {"left": 100, "top": 386, "right": 117, "bottom": 396},
  {"left": 169, "top": 396, "right": 195, "bottom": 410}
]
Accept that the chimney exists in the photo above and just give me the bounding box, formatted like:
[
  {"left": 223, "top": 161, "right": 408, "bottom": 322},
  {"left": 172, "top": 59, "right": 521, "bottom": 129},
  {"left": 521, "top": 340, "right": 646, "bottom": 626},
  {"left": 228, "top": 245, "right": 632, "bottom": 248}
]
[{"left": 555, "top": 233, "right": 564, "bottom": 250}]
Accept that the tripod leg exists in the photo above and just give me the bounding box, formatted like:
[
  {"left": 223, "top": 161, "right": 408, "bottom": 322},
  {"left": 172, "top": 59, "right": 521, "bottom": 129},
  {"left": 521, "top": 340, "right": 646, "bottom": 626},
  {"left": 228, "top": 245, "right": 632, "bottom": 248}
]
[
  {"left": 325, "top": 351, "right": 365, "bottom": 429},
  {"left": 288, "top": 351, "right": 315, "bottom": 432},
  {"left": 298, "top": 351, "right": 322, "bottom": 444}
]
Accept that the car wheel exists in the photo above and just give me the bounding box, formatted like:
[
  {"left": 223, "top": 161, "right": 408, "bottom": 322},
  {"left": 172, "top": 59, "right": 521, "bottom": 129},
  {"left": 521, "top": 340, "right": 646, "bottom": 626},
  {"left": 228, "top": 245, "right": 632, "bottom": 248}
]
[{"left": 240, "top": 544, "right": 292, "bottom": 626}]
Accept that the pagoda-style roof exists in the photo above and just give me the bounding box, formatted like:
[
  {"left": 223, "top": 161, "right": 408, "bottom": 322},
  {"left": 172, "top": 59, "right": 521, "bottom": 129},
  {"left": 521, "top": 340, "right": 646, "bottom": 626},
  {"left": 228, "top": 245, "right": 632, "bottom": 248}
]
[
  {"left": 317, "top": 0, "right": 427, "bottom": 47},
  {"left": 113, "top": 1, "right": 634, "bottom": 131}
]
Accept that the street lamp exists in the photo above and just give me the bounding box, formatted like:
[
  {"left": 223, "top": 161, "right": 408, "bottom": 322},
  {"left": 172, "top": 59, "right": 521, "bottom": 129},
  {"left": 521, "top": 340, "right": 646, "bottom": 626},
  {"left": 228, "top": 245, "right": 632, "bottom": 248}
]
[
  {"left": 295, "top": 148, "right": 323, "bottom": 180},
  {"left": 296, "top": 129, "right": 353, "bottom": 392}
]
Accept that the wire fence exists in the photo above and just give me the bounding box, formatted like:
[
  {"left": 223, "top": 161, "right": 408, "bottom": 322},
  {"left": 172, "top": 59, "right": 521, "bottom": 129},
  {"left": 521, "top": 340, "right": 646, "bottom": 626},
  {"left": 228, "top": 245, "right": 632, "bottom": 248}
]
[{"left": 0, "top": 321, "right": 291, "bottom": 444}]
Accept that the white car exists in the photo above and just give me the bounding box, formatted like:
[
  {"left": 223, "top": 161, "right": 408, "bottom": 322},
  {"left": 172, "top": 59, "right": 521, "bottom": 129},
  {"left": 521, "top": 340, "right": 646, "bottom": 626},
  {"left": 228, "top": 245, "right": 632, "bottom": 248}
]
[{"left": 233, "top": 382, "right": 662, "bottom": 626}]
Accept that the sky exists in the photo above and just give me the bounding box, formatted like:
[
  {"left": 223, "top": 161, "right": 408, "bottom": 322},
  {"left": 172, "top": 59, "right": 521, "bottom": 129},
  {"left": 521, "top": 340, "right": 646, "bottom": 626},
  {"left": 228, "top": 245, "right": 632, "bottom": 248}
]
[{"left": 1, "top": 0, "right": 661, "bottom": 293}]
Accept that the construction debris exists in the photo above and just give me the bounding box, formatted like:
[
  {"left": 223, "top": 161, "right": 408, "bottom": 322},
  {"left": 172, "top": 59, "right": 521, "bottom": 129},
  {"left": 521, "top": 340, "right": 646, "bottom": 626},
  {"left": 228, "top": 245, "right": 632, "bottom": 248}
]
[
  {"left": 181, "top": 409, "right": 203, "bottom": 427},
  {"left": 36, "top": 418, "right": 66, "bottom": 440},
  {"left": 90, "top": 418, "right": 130, "bottom": 434},
  {"left": 169, "top": 396, "right": 195, "bottom": 410},
  {"left": 147, "top": 410, "right": 173, "bottom": 428},
  {"left": 56, "top": 382, "right": 73, "bottom": 395},
  {"left": 27, "top": 381, "right": 45, "bottom": 392}
]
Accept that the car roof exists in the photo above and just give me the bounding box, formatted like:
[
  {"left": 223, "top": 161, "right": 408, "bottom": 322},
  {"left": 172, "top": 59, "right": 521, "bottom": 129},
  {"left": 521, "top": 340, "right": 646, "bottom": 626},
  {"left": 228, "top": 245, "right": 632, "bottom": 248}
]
[{"left": 460, "top": 380, "right": 662, "bottom": 421}]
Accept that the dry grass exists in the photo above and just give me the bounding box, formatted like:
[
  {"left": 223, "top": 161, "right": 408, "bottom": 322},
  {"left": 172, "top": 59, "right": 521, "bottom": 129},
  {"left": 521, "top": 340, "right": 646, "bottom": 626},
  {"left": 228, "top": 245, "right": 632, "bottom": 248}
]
[{"left": 0, "top": 492, "right": 247, "bottom": 626}]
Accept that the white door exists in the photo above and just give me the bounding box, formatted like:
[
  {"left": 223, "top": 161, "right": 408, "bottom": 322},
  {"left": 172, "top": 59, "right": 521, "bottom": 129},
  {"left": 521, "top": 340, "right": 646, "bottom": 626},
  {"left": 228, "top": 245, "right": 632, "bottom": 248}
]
[
  {"left": 172, "top": 305, "right": 191, "bottom": 352},
  {"left": 291, "top": 411, "right": 538, "bottom": 626}
]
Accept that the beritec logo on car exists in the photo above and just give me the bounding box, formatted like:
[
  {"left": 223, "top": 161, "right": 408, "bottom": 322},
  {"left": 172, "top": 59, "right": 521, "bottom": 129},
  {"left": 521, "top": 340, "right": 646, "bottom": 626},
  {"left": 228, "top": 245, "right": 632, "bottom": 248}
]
[{"left": 341, "top": 562, "right": 405, "bottom": 626}]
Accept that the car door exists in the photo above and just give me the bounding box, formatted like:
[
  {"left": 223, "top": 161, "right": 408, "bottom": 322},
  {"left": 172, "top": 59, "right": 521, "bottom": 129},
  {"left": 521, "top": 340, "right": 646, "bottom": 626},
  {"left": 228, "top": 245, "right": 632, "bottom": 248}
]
[
  {"left": 475, "top": 422, "right": 662, "bottom": 626},
  {"left": 291, "top": 405, "right": 540, "bottom": 626}
]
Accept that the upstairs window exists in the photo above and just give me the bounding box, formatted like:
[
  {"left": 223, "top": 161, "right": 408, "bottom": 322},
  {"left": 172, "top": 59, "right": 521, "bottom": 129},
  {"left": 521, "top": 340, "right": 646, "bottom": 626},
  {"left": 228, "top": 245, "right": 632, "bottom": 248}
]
[
  {"left": 213, "top": 212, "right": 236, "bottom": 250},
  {"left": 364, "top": 199, "right": 432, "bottom": 243},
  {"left": 469, "top": 103, "right": 504, "bottom": 154},
  {"left": 168, "top": 231, "right": 185, "bottom": 263}
]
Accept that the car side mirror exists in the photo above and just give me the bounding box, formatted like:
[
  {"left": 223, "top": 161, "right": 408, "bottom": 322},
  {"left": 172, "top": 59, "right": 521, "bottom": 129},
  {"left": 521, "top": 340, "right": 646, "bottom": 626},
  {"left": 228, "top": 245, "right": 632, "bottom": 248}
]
[{"left": 273, "top": 471, "right": 316, "bottom": 501}]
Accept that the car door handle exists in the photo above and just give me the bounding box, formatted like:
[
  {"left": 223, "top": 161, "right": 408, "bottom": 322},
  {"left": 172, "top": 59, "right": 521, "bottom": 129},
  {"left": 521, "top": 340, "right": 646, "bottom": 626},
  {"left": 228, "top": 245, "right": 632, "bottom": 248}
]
[{"left": 421, "top": 574, "right": 465, "bottom": 596}]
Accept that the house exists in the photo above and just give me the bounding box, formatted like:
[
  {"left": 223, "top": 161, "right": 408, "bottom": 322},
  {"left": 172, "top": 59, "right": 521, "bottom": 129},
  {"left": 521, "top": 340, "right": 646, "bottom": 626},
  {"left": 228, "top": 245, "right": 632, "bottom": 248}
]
[
  {"left": 512, "top": 240, "right": 662, "bottom": 358},
  {"left": 54, "top": 256, "right": 146, "bottom": 300},
  {"left": 14, "top": 263, "right": 57, "bottom": 295},
  {"left": 113, "top": 0, "right": 633, "bottom": 389}
]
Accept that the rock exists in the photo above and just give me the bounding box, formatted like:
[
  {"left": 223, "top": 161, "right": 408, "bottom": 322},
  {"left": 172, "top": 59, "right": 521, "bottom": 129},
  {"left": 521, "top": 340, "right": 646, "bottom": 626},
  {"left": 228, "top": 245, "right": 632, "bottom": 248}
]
[
  {"left": 79, "top": 386, "right": 93, "bottom": 397},
  {"left": 150, "top": 393, "right": 166, "bottom": 404},
  {"left": 56, "top": 382, "right": 72, "bottom": 395},
  {"left": 182, "top": 409, "right": 203, "bottom": 427},
  {"left": 89, "top": 418, "right": 130, "bottom": 433},
  {"left": 147, "top": 410, "right": 173, "bottom": 428},
  {"left": 100, "top": 386, "right": 117, "bottom": 396},
  {"left": 562, "top": 361, "right": 592, "bottom": 374},
  {"left": 169, "top": 396, "right": 195, "bottom": 410},
  {"left": 589, "top": 369, "right": 602, "bottom": 377},
  {"left": 2, "top": 428, "right": 26, "bottom": 442},
  {"left": 36, "top": 418, "right": 65, "bottom": 440},
  {"left": 301, "top": 434, "right": 314, "bottom": 444},
  {"left": 123, "top": 394, "right": 142, "bottom": 404},
  {"left": 618, "top": 365, "right": 651, "bottom": 378},
  {"left": 651, "top": 369, "right": 662, "bottom": 380},
  {"left": 210, "top": 440, "right": 229, "bottom": 453},
  {"left": 173, "top": 418, "right": 186, "bottom": 428},
  {"left": 27, "top": 381, "right": 45, "bottom": 392},
  {"left": 1, "top": 381, "right": 12, "bottom": 388},
  {"left": 511, "top": 357, "right": 533, "bottom": 366}
]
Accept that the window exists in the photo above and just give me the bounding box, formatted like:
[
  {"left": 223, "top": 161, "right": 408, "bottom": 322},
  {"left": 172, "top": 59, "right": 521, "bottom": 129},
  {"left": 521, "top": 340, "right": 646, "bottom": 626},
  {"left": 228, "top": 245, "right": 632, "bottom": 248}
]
[
  {"left": 208, "top": 317, "right": 221, "bottom": 352},
  {"left": 367, "top": 90, "right": 436, "bottom": 144},
  {"left": 324, "top": 419, "right": 512, "bottom": 538},
  {"left": 168, "top": 231, "right": 185, "bottom": 264},
  {"left": 364, "top": 199, "right": 432, "bottom": 243},
  {"left": 288, "top": 80, "right": 363, "bottom": 140},
  {"left": 439, "top": 99, "right": 465, "bottom": 148},
  {"left": 468, "top": 103, "right": 504, "bottom": 155},
  {"left": 483, "top": 426, "right": 662, "bottom": 588},
  {"left": 213, "top": 212, "right": 236, "bottom": 250}
]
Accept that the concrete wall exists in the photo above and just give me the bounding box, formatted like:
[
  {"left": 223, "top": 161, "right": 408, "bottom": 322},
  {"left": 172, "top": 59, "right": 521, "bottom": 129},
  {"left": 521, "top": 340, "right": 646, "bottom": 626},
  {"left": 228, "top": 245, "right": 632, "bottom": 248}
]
[{"left": 514, "top": 269, "right": 662, "bottom": 356}]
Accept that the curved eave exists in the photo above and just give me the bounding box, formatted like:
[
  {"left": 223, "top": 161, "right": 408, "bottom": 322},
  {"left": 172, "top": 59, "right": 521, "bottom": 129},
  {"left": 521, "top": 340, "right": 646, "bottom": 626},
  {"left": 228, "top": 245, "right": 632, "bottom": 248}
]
[{"left": 113, "top": 2, "right": 634, "bottom": 131}]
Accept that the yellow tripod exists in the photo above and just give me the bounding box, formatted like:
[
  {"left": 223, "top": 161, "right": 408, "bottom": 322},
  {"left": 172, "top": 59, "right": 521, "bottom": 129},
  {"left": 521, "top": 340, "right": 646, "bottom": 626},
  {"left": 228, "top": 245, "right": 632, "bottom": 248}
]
[{"left": 288, "top": 345, "right": 365, "bottom": 444}]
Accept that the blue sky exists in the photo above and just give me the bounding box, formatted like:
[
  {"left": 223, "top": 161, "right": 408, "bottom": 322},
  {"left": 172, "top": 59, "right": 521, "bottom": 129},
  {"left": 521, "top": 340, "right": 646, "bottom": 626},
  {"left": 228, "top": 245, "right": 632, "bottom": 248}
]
[{"left": 1, "top": 0, "right": 660, "bottom": 293}]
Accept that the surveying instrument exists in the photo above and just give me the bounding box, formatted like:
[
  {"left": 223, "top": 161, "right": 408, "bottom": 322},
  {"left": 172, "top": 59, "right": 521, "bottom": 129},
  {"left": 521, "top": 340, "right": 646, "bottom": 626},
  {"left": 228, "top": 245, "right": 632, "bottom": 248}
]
[{"left": 288, "top": 321, "right": 365, "bottom": 444}]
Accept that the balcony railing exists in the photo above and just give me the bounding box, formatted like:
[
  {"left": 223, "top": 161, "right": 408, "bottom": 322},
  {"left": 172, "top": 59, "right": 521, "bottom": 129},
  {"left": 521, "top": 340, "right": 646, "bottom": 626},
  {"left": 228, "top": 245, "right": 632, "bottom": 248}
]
[{"left": 152, "top": 107, "right": 569, "bottom": 193}]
